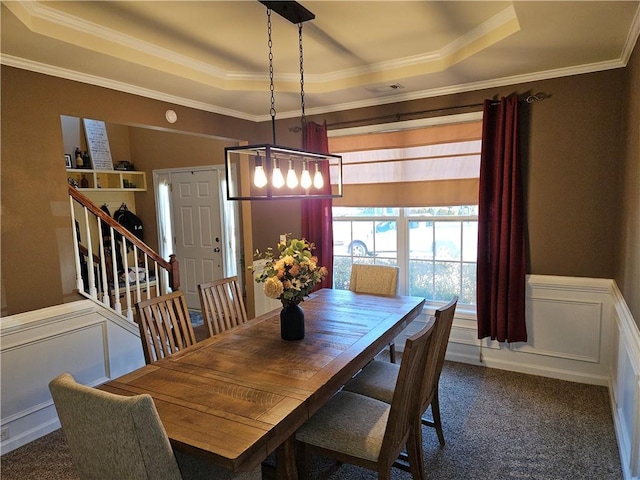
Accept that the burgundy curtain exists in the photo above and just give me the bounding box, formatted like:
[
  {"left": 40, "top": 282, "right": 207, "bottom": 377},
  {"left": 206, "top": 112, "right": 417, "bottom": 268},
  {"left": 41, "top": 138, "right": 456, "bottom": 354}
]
[
  {"left": 301, "top": 121, "right": 334, "bottom": 289},
  {"left": 477, "top": 95, "right": 527, "bottom": 342}
]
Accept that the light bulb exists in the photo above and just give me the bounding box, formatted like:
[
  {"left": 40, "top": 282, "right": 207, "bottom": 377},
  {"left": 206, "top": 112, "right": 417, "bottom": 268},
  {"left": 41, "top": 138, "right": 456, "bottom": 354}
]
[
  {"left": 300, "top": 161, "right": 312, "bottom": 189},
  {"left": 286, "top": 160, "right": 298, "bottom": 188},
  {"left": 313, "top": 162, "right": 324, "bottom": 189},
  {"left": 272, "top": 161, "right": 285, "bottom": 188},
  {"left": 253, "top": 157, "right": 267, "bottom": 188}
]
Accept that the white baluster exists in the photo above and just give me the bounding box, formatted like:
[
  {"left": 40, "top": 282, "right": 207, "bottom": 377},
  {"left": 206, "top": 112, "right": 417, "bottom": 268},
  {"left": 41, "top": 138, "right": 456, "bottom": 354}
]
[
  {"left": 110, "top": 228, "right": 122, "bottom": 315},
  {"left": 69, "top": 197, "right": 84, "bottom": 292},
  {"left": 82, "top": 206, "right": 97, "bottom": 298},
  {"left": 96, "top": 218, "right": 110, "bottom": 305},
  {"left": 121, "top": 236, "right": 133, "bottom": 321}
]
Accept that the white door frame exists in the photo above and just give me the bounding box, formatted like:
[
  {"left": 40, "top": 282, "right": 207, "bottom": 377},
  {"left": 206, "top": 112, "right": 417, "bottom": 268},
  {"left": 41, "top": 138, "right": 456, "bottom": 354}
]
[{"left": 152, "top": 165, "right": 241, "bottom": 296}]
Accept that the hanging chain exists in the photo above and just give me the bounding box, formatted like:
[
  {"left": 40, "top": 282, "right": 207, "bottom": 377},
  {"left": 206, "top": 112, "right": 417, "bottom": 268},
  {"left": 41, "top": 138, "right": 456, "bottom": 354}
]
[
  {"left": 267, "top": 9, "right": 276, "bottom": 143},
  {"left": 298, "top": 22, "right": 306, "bottom": 130}
]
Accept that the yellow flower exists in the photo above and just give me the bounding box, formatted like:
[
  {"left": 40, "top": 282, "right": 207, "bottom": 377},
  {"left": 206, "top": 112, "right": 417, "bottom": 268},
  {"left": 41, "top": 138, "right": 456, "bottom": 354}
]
[
  {"left": 282, "top": 255, "right": 295, "bottom": 266},
  {"left": 264, "top": 277, "right": 284, "bottom": 299}
]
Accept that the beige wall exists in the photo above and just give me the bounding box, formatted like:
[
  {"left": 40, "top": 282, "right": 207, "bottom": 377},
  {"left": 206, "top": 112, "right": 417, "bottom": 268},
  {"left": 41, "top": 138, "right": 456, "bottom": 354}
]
[{"left": 2, "top": 43, "right": 639, "bottom": 328}]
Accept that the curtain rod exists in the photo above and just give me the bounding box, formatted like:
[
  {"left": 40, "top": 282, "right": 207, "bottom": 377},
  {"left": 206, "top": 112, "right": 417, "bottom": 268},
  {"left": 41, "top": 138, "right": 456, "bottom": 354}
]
[{"left": 316, "top": 92, "right": 550, "bottom": 131}]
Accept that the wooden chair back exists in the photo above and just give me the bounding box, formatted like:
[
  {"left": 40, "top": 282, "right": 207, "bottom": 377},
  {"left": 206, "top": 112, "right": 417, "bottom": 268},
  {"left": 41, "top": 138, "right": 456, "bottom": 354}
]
[
  {"left": 378, "top": 316, "right": 437, "bottom": 473},
  {"left": 421, "top": 297, "right": 458, "bottom": 409},
  {"left": 136, "top": 290, "right": 196, "bottom": 364},
  {"left": 197, "top": 276, "right": 248, "bottom": 337},
  {"left": 349, "top": 264, "right": 399, "bottom": 295}
]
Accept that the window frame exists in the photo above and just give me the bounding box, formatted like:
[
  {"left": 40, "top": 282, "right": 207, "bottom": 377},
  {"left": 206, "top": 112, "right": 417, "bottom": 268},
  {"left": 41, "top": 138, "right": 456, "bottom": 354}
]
[{"left": 332, "top": 207, "right": 478, "bottom": 310}]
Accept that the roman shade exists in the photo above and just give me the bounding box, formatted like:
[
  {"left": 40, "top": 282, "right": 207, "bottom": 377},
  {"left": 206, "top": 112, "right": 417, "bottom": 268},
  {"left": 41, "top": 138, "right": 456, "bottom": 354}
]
[{"left": 328, "top": 121, "right": 482, "bottom": 207}]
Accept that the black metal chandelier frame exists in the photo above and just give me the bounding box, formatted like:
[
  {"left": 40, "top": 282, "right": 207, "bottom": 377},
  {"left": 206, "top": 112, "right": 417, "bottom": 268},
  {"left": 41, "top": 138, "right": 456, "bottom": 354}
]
[{"left": 224, "top": 1, "right": 343, "bottom": 201}]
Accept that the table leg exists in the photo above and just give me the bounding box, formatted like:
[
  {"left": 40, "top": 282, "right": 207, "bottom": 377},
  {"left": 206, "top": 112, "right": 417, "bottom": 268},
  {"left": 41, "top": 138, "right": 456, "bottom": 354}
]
[{"left": 275, "top": 435, "right": 298, "bottom": 480}]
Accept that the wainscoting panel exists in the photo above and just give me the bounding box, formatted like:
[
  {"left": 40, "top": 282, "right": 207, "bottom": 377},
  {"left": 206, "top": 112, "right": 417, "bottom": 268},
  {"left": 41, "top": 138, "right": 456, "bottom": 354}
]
[
  {"left": 610, "top": 285, "right": 640, "bottom": 480},
  {"left": 516, "top": 297, "right": 602, "bottom": 362},
  {"left": 1, "top": 277, "right": 638, "bottom": 480},
  {"left": 433, "top": 275, "right": 614, "bottom": 385},
  {"left": 0, "top": 300, "right": 144, "bottom": 453}
]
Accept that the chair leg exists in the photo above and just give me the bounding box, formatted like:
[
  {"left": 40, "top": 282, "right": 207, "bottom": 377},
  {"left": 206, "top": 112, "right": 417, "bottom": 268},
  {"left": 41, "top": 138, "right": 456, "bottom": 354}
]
[
  {"left": 406, "top": 418, "right": 426, "bottom": 480},
  {"left": 422, "top": 392, "right": 445, "bottom": 446},
  {"left": 389, "top": 342, "right": 397, "bottom": 363}
]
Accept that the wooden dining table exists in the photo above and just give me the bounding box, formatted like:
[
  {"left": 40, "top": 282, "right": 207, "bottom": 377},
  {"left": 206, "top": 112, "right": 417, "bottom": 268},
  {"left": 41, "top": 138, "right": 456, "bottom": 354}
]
[{"left": 99, "top": 288, "right": 425, "bottom": 479}]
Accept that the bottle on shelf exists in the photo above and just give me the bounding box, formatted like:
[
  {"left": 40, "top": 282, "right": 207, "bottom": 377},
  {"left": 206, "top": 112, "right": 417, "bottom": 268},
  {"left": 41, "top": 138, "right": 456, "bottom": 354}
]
[
  {"left": 80, "top": 174, "right": 89, "bottom": 188},
  {"left": 82, "top": 151, "right": 91, "bottom": 169},
  {"left": 75, "top": 147, "right": 84, "bottom": 168}
]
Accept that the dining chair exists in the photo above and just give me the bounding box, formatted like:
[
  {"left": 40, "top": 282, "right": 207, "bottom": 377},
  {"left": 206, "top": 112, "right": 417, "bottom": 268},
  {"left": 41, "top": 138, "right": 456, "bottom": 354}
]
[
  {"left": 197, "top": 276, "right": 248, "bottom": 337},
  {"left": 136, "top": 290, "right": 196, "bottom": 364},
  {"left": 49, "top": 372, "right": 261, "bottom": 480},
  {"left": 343, "top": 296, "right": 458, "bottom": 448},
  {"left": 349, "top": 264, "right": 400, "bottom": 362},
  {"left": 295, "top": 316, "right": 437, "bottom": 480}
]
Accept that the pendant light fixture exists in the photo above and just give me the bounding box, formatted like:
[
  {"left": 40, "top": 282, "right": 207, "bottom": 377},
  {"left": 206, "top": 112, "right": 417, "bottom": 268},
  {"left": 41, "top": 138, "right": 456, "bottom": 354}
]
[{"left": 225, "top": 1, "right": 343, "bottom": 201}]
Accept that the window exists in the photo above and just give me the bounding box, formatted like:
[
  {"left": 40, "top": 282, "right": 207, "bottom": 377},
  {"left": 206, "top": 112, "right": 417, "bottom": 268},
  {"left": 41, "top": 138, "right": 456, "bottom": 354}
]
[
  {"left": 333, "top": 207, "right": 478, "bottom": 306},
  {"left": 328, "top": 114, "right": 482, "bottom": 307}
]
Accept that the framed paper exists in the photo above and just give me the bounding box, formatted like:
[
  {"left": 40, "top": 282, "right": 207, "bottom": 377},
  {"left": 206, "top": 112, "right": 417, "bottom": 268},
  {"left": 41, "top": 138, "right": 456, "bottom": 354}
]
[
  {"left": 65, "top": 154, "right": 72, "bottom": 168},
  {"left": 82, "top": 118, "right": 113, "bottom": 170}
]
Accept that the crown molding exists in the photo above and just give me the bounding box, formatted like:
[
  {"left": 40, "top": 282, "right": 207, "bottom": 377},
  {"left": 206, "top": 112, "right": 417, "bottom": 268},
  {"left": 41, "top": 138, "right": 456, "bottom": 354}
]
[
  {"left": 300, "top": 58, "right": 627, "bottom": 120},
  {"left": 0, "top": 54, "right": 261, "bottom": 122},
  {"left": 0, "top": 53, "right": 628, "bottom": 124}
]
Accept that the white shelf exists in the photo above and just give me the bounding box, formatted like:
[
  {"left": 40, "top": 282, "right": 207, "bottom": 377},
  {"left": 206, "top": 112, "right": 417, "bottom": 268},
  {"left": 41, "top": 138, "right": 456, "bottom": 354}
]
[{"left": 66, "top": 169, "right": 146, "bottom": 191}]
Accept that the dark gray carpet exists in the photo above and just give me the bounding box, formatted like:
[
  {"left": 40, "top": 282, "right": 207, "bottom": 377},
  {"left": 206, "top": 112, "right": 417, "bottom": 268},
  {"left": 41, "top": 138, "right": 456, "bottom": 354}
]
[{"left": 0, "top": 361, "right": 622, "bottom": 479}]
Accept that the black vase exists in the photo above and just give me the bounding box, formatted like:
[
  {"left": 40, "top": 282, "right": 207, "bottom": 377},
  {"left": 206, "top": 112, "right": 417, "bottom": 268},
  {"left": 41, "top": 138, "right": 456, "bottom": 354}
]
[{"left": 280, "top": 303, "right": 305, "bottom": 341}]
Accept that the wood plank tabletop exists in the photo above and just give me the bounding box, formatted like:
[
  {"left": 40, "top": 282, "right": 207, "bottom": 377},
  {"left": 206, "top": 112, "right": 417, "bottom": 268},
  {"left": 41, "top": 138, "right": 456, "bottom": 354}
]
[{"left": 98, "top": 288, "right": 425, "bottom": 477}]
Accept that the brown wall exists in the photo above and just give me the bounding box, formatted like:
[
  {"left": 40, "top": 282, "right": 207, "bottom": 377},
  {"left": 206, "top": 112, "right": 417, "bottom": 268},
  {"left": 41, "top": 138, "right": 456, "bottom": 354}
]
[
  {"left": 617, "top": 42, "right": 640, "bottom": 325},
  {"left": 1, "top": 44, "right": 638, "bottom": 327},
  {"left": 125, "top": 127, "right": 236, "bottom": 253},
  {"left": 310, "top": 71, "right": 627, "bottom": 277}
]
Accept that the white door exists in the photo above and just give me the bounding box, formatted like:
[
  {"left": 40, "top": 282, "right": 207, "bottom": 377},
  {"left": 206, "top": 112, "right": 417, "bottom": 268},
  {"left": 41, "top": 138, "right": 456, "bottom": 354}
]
[{"left": 170, "top": 169, "right": 224, "bottom": 309}]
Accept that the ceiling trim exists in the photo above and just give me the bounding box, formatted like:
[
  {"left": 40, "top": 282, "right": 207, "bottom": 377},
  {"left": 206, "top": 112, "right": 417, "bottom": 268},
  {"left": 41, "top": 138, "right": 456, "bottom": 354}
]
[
  {"left": 0, "top": 54, "right": 261, "bottom": 122},
  {"left": 6, "top": 0, "right": 519, "bottom": 94},
  {"left": 622, "top": 3, "right": 640, "bottom": 61},
  {"left": 299, "top": 58, "right": 627, "bottom": 120},
  {"left": 2, "top": 52, "right": 627, "bottom": 125}
]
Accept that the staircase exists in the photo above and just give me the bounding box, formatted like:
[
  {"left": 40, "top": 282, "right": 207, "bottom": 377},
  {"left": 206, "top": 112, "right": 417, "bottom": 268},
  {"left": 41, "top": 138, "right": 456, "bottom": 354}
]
[{"left": 68, "top": 185, "right": 180, "bottom": 321}]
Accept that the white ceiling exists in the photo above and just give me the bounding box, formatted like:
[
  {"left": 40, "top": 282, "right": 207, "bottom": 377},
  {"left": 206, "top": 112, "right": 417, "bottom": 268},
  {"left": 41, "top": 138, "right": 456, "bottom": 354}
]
[{"left": 2, "top": 1, "right": 639, "bottom": 122}]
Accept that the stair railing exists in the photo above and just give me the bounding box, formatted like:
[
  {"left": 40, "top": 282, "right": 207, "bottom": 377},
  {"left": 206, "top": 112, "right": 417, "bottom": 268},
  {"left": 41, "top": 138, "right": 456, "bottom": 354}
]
[{"left": 68, "top": 185, "right": 180, "bottom": 321}]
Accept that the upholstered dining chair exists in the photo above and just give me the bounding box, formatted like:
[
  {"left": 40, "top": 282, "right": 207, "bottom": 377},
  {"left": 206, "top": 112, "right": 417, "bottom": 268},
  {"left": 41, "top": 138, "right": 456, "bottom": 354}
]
[
  {"left": 197, "top": 276, "right": 248, "bottom": 337},
  {"left": 349, "top": 264, "right": 400, "bottom": 362},
  {"left": 49, "top": 372, "right": 261, "bottom": 480},
  {"left": 343, "top": 296, "right": 458, "bottom": 449},
  {"left": 295, "top": 316, "right": 437, "bottom": 480},
  {"left": 136, "top": 290, "right": 196, "bottom": 364}
]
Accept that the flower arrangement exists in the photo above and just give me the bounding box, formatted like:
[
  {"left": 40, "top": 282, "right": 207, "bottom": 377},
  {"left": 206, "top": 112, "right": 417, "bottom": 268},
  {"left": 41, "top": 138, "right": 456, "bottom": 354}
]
[{"left": 254, "top": 235, "right": 328, "bottom": 308}]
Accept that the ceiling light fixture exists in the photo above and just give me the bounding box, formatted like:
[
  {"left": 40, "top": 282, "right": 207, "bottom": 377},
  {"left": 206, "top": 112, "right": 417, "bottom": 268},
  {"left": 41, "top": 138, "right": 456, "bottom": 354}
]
[{"left": 224, "top": 1, "right": 343, "bottom": 200}]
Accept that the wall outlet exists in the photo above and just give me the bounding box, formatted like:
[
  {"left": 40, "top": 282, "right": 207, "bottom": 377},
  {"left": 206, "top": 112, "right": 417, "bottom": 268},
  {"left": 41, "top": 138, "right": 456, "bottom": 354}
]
[{"left": 1, "top": 427, "right": 9, "bottom": 441}]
